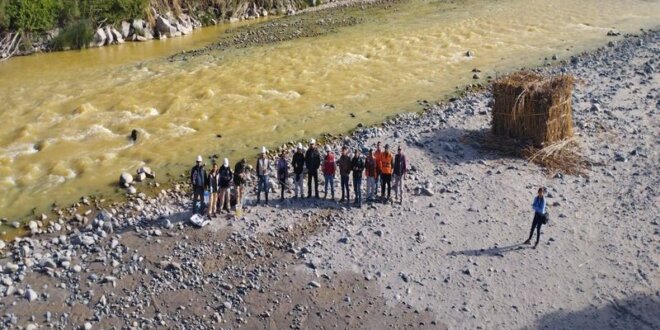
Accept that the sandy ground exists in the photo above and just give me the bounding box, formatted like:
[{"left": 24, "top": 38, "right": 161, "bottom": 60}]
[{"left": 0, "top": 29, "right": 658, "bottom": 330}]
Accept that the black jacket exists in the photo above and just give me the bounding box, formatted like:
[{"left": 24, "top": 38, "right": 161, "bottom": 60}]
[
  {"left": 305, "top": 147, "right": 321, "bottom": 171},
  {"left": 293, "top": 151, "right": 305, "bottom": 174},
  {"left": 351, "top": 155, "right": 365, "bottom": 177},
  {"left": 191, "top": 165, "right": 206, "bottom": 188},
  {"left": 219, "top": 166, "right": 233, "bottom": 188}
]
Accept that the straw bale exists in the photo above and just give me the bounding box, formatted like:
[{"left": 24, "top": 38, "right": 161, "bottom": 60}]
[{"left": 492, "top": 71, "right": 574, "bottom": 145}]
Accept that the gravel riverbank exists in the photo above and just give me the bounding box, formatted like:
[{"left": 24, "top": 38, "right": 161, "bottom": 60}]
[{"left": 0, "top": 30, "right": 658, "bottom": 329}]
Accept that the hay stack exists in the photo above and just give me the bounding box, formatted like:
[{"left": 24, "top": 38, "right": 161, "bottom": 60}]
[{"left": 492, "top": 71, "right": 574, "bottom": 145}]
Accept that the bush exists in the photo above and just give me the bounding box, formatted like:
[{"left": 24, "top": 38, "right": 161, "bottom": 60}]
[
  {"left": 0, "top": 0, "right": 9, "bottom": 31},
  {"left": 50, "top": 19, "right": 94, "bottom": 50},
  {"left": 6, "top": 0, "right": 61, "bottom": 32}
]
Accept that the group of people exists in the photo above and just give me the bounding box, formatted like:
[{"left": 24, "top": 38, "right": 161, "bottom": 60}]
[{"left": 189, "top": 139, "right": 408, "bottom": 218}]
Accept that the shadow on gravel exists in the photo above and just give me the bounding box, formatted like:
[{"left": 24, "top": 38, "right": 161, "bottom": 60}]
[
  {"left": 534, "top": 294, "right": 660, "bottom": 330},
  {"left": 447, "top": 243, "right": 525, "bottom": 258},
  {"left": 415, "top": 127, "right": 522, "bottom": 166}
]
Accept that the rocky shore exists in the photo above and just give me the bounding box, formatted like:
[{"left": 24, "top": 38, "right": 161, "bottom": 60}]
[{"left": 0, "top": 30, "right": 658, "bottom": 329}]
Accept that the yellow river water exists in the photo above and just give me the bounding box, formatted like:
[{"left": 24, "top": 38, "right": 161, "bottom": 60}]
[{"left": 0, "top": 0, "right": 658, "bottom": 222}]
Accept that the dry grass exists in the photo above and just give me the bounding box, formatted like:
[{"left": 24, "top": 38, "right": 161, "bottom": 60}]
[
  {"left": 522, "top": 137, "right": 591, "bottom": 176},
  {"left": 492, "top": 71, "right": 575, "bottom": 146}
]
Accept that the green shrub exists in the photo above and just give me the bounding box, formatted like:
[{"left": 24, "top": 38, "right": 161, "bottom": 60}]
[
  {"left": 0, "top": 0, "right": 9, "bottom": 31},
  {"left": 50, "top": 19, "right": 93, "bottom": 50},
  {"left": 6, "top": 0, "right": 61, "bottom": 32}
]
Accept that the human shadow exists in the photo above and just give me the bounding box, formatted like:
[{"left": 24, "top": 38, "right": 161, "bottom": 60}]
[
  {"left": 447, "top": 243, "right": 527, "bottom": 258},
  {"left": 534, "top": 294, "right": 660, "bottom": 330}
]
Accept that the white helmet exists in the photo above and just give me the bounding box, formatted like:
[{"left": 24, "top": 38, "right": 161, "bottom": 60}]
[
  {"left": 297, "top": 143, "right": 303, "bottom": 150},
  {"left": 196, "top": 155, "right": 203, "bottom": 162},
  {"left": 325, "top": 145, "right": 331, "bottom": 152},
  {"left": 223, "top": 158, "right": 229, "bottom": 167},
  {"left": 261, "top": 146, "right": 267, "bottom": 154},
  {"left": 310, "top": 138, "right": 316, "bottom": 145}
]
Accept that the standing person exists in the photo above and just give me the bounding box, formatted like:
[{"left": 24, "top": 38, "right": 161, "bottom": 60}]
[
  {"left": 351, "top": 148, "right": 365, "bottom": 207},
  {"left": 379, "top": 144, "right": 394, "bottom": 202},
  {"left": 206, "top": 162, "right": 220, "bottom": 217},
  {"left": 374, "top": 141, "right": 383, "bottom": 191},
  {"left": 218, "top": 158, "right": 233, "bottom": 213},
  {"left": 393, "top": 146, "right": 407, "bottom": 204},
  {"left": 322, "top": 146, "right": 336, "bottom": 200},
  {"left": 190, "top": 155, "right": 207, "bottom": 214},
  {"left": 277, "top": 150, "right": 288, "bottom": 200},
  {"left": 256, "top": 147, "right": 270, "bottom": 205},
  {"left": 364, "top": 149, "right": 378, "bottom": 202},
  {"left": 233, "top": 158, "right": 248, "bottom": 210},
  {"left": 338, "top": 146, "right": 352, "bottom": 204},
  {"left": 292, "top": 143, "right": 306, "bottom": 199},
  {"left": 305, "top": 139, "right": 321, "bottom": 199},
  {"left": 524, "top": 187, "right": 547, "bottom": 249}
]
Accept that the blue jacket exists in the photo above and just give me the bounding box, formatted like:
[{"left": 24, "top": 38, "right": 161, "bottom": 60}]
[{"left": 532, "top": 196, "right": 546, "bottom": 214}]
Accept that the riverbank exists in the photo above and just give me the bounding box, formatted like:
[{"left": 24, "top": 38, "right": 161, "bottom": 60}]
[
  {"left": 0, "top": 30, "right": 658, "bottom": 329},
  {"left": 0, "top": 0, "right": 313, "bottom": 59}
]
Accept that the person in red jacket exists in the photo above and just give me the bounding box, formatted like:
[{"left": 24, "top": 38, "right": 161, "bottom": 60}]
[
  {"left": 322, "top": 146, "right": 336, "bottom": 200},
  {"left": 364, "top": 149, "right": 378, "bottom": 202}
]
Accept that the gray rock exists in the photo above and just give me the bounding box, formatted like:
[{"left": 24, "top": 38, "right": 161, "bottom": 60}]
[
  {"left": 5, "top": 262, "right": 19, "bottom": 273},
  {"left": 465, "top": 50, "right": 474, "bottom": 57},
  {"left": 607, "top": 29, "right": 621, "bottom": 36},
  {"left": 420, "top": 187, "right": 434, "bottom": 196},
  {"left": 84, "top": 322, "right": 92, "bottom": 330},
  {"left": 93, "top": 28, "right": 106, "bottom": 47},
  {"left": 120, "top": 21, "right": 131, "bottom": 38},
  {"left": 120, "top": 172, "right": 133, "bottom": 186},
  {"left": 156, "top": 16, "right": 177, "bottom": 37},
  {"left": 28, "top": 221, "right": 39, "bottom": 234},
  {"left": 111, "top": 27, "right": 124, "bottom": 44},
  {"left": 136, "top": 172, "right": 147, "bottom": 182},
  {"left": 309, "top": 281, "right": 321, "bottom": 288},
  {"left": 0, "top": 239, "right": 5, "bottom": 250},
  {"left": 26, "top": 289, "right": 38, "bottom": 302},
  {"left": 127, "top": 186, "right": 137, "bottom": 195},
  {"left": 138, "top": 166, "right": 155, "bottom": 178},
  {"left": 104, "top": 26, "right": 114, "bottom": 45}
]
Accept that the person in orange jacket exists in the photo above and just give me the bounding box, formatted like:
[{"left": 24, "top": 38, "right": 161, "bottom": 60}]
[
  {"left": 379, "top": 144, "right": 394, "bottom": 202},
  {"left": 374, "top": 141, "right": 383, "bottom": 189}
]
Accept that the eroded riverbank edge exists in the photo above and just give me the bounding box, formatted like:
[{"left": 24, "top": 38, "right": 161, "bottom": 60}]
[{"left": 0, "top": 29, "right": 657, "bottom": 329}]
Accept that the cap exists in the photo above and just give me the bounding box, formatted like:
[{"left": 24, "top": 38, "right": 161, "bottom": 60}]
[
  {"left": 325, "top": 145, "right": 331, "bottom": 152},
  {"left": 297, "top": 143, "right": 303, "bottom": 149},
  {"left": 261, "top": 146, "right": 267, "bottom": 153},
  {"left": 223, "top": 158, "right": 229, "bottom": 167},
  {"left": 196, "top": 155, "right": 203, "bottom": 162},
  {"left": 310, "top": 138, "right": 316, "bottom": 144}
]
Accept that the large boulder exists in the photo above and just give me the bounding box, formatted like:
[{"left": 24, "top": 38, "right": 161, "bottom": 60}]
[
  {"left": 111, "top": 27, "right": 124, "bottom": 44},
  {"left": 93, "top": 28, "right": 106, "bottom": 47},
  {"left": 104, "top": 26, "right": 114, "bottom": 45},
  {"left": 176, "top": 21, "right": 192, "bottom": 35},
  {"left": 156, "top": 16, "right": 177, "bottom": 38},
  {"left": 120, "top": 21, "right": 131, "bottom": 39},
  {"left": 132, "top": 19, "right": 146, "bottom": 36}
]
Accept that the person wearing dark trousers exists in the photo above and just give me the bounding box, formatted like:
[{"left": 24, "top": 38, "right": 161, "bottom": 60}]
[
  {"left": 393, "top": 145, "right": 407, "bottom": 204},
  {"left": 351, "top": 148, "right": 365, "bottom": 207},
  {"left": 277, "top": 150, "right": 288, "bottom": 200},
  {"left": 379, "top": 144, "right": 394, "bottom": 202},
  {"left": 218, "top": 158, "right": 233, "bottom": 213},
  {"left": 256, "top": 147, "right": 270, "bottom": 205},
  {"left": 292, "top": 143, "right": 306, "bottom": 199},
  {"left": 338, "top": 146, "right": 352, "bottom": 204},
  {"left": 190, "top": 155, "right": 207, "bottom": 214},
  {"left": 305, "top": 139, "right": 321, "bottom": 198},
  {"left": 524, "top": 187, "right": 547, "bottom": 249}
]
